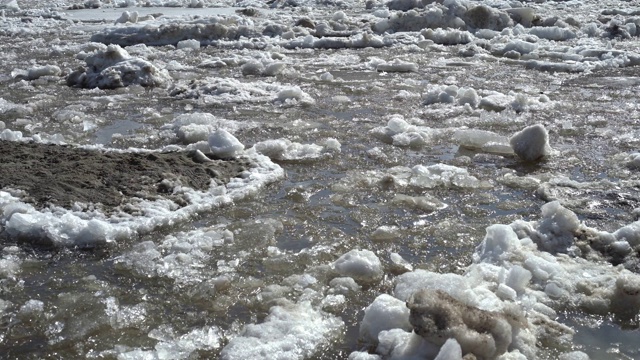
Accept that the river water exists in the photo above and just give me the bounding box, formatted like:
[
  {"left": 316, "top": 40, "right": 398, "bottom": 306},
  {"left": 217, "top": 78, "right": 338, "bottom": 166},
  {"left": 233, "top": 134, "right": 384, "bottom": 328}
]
[{"left": 1, "top": 0, "right": 640, "bottom": 359}]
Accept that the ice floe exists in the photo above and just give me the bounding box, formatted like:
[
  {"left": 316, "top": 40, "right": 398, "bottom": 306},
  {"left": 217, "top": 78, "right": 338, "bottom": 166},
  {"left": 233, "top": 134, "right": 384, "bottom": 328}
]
[
  {"left": 67, "top": 44, "right": 171, "bottom": 89},
  {"left": 353, "top": 201, "right": 640, "bottom": 358}
]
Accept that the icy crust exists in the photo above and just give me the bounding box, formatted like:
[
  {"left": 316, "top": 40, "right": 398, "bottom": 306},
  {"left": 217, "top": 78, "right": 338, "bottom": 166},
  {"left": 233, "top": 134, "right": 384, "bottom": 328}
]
[
  {"left": 91, "top": 15, "right": 258, "bottom": 47},
  {"left": 117, "top": 325, "right": 224, "bottom": 360},
  {"left": 535, "top": 175, "right": 640, "bottom": 220},
  {"left": 164, "top": 112, "right": 258, "bottom": 145},
  {"left": 332, "top": 164, "right": 485, "bottom": 196},
  {"left": 370, "top": 1, "right": 640, "bottom": 73},
  {"left": 220, "top": 301, "right": 344, "bottom": 360},
  {"left": 354, "top": 201, "right": 640, "bottom": 359},
  {"left": 74, "top": 2, "right": 640, "bottom": 74},
  {"left": 91, "top": 12, "right": 390, "bottom": 50},
  {"left": 372, "top": 115, "right": 553, "bottom": 162},
  {"left": 67, "top": 44, "right": 171, "bottom": 89},
  {"left": 253, "top": 138, "right": 341, "bottom": 162},
  {"left": 0, "top": 149, "right": 283, "bottom": 247},
  {"left": 423, "top": 85, "right": 551, "bottom": 113},
  {"left": 114, "top": 223, "right": 342, "bottom": 359},
  {"left": 168, "top": 77, "right": 315, "bottom": 105}
]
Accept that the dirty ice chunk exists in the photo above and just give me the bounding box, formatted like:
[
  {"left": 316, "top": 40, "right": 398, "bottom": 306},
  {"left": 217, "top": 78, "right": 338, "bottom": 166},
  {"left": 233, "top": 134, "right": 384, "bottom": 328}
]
[
  {"left": 208, "top": 129, "right": 244, "bottom": 158},
  {"left": 509, "top": 124, "right": 551, "bottom": 161},
  {"left": 407, "top": 289, "right": 514, "bottom": 359}
]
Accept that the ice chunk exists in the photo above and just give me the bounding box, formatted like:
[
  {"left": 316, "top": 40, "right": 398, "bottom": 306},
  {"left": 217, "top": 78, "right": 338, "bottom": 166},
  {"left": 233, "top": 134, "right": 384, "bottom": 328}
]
[
  {"left": 348, "top": 351, "right": 381, "bottom": 360},
  {"left": 559, "top": 351, "right": 590, "bottom": 360},
  {"left": 252, "top": 138, "right": 332, "bottom": 162},
  {"left": 389, "top": 252, "right": 413, "bottom": 274},
  {"left": 453, "top": 129, "right": 510, "bottom": 152},
  {"left": 115, "top": 10, "right": 138, "bottom": 24},
  {"left": 473, "top": 224, "right": 521, "bottom": 264},
  {"left": 627, "top": 153, "right": 640, "bottom": 169},
  {"left": 610, "top": 274, "right": 640, "bottom": 320},
  {"left": 333, "top": 249, "right": 383, "bottom": 283},
  {"left": 391, "top": 194, "right": 447, "bottom": 212},
  {"left": 67, "top": 45, "right": 170, "bottom": 89},
  {"left": 410, "top": 164, "right": 481, "bottom": 189},
  {"left": 371, "top": 225, "right": 400, "bottom": 241},
  {"left": 505, "top": 265, "right": 532, "bottom": 295},
  {"left": 220, "top": 301, "right": 343, "bottom": 360},
  {"left": 23, "top": 65, "right": 61, "bottom": 80},
  {"left": 422, "top": 28, "right": 473, "bottom": 45},
  {"left": 496, "top": 283, "right": 517, "bottom": 301},
  {"left": 0, "top": 251, "right": 22, "bottom": 279},
  {"left": 241, "top": 60, "right": 265, "bottom": 76},
  {"left": 509, "top": 124, "right": 551, "bottom": 162},
  {"left": 208, "top": 129, "right": 244, "bottom": 158},
  {"left": 614, "top": 221, "right": 640, "bottom": 247},
  {"left": 19, "top": 299, "right": 44, "bottom": 315},
  {"left": 376, "top": 328, "right": 439, "bottom": 358},
  {"left": 464, "top": 5, "right": 514, "bottom": 31},
  {"left": 394, "top": 270, "right": 469, "bottom": 301},
  {"left": 376, "top": 59, "right": 418, "bottom": 73},
  {"left": 0, "top": 129, "right": 23, "bottom": 141},
  {"left": 500, "top": 40, "right": 538, "bottom": 56},
  {"left": 329, "top": 277, "right": 361, "bottom": 295},
  {"left": 457, "top": 88, "right": 480, "bottom": 107},
  {"left": 434, "top": 338, "right": 462, "bottom": 360},
  {"left": 177, "top": 39, "right": 200, "bottom": 50},
  {"left": 529, "top": 26, "right": 576, "bottom": 41},
  {"left": 276, "top": 86, "right": 314, "bottom": 104},
  {"left": 359, "top": 294, "right": 412, "bottom": 343},
  {"left": 532, "top": 201, "right": 581, "bottom": 253}
]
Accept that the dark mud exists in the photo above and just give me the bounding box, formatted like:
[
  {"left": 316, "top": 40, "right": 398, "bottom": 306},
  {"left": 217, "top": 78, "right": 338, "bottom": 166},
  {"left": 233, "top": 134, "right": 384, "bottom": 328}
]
[{"left": 0, "top": 140, "right": 252, "bottom": 211}]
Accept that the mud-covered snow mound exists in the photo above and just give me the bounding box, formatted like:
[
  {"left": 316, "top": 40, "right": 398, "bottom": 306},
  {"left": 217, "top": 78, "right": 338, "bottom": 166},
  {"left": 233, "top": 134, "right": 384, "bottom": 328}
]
[{"left": 0, "top": 140, "right": 283, "bottom": 247}]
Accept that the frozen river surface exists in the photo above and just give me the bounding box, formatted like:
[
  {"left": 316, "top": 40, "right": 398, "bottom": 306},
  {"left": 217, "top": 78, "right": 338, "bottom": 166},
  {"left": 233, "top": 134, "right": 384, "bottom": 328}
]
[{"left": 1, "top": 0, "right": 640, "bottom": 359}]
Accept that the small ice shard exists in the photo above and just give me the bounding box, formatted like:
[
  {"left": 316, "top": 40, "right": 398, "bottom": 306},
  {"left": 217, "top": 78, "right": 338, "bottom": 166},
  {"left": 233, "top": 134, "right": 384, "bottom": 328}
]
[
  {"left": 208, "top": 129, "right": 244, "bottom": 158},
  {"left": 389, "top": 252, "right": 413, "bottom": 274},
  {"left": 509, "top": 124, "right": 551, "bottom": 162},
  {"left": 434, "top": 338, "right": 462, "bottom": 360},
  {"left": 189, "top": 149, "right": 212, "bottom": 163}
]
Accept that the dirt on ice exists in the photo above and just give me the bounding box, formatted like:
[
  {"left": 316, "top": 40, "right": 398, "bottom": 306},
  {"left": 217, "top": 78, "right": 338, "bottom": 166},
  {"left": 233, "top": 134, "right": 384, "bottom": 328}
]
[{"left": 0, "top": 140, "right": 253, "bottom": 211}]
